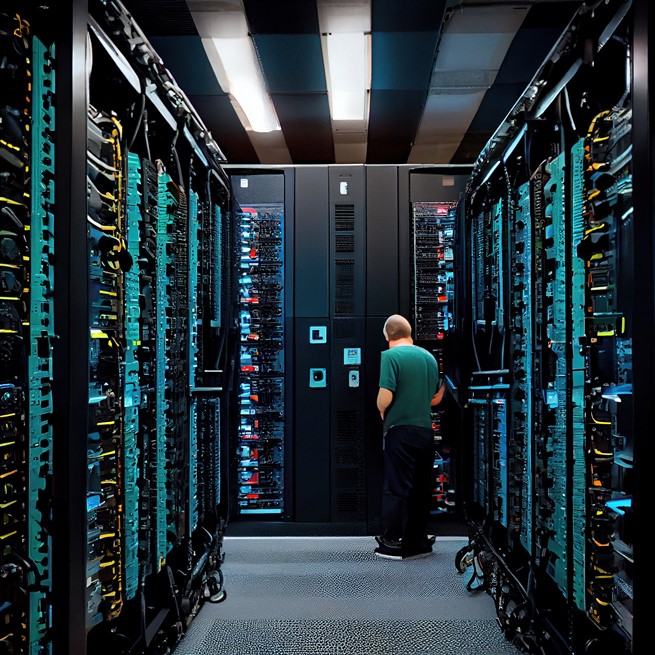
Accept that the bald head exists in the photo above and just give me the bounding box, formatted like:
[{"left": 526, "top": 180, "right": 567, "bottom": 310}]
[{"left": 383, "top": 314, "right": 412, "bottom": 342}]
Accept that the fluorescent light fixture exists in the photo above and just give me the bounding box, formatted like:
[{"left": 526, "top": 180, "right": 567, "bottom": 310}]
[
  {"left": 211, "top": 36, "right": 280, "bottom": 133},
  {"left": 325, "top": 32, "right": 370, "bottom": 121}
]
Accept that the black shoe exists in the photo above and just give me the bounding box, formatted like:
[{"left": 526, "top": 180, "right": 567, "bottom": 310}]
[
  {"left": 403, "top": 534, "right": 435, "bottom": 550},
  {"left": 374, "top": 545, "right": 404, "bottom": 560},
  {"left": 375, "top": 535, "right": 403, "bottom": 550},
  {"left": 402, "top": 543, "right": 433, "bottom": 560}
]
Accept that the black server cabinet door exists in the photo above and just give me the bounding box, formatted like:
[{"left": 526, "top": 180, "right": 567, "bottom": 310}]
[
  {"left": 294, "top": 167, "right": 330, "bottom": 521},
  {"left": 328, "top": 167, "right": 366, "bottom": 523}
]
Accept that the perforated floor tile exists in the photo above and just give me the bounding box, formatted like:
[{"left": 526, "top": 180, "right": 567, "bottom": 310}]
[{"left": 172, "top": 536, "right": 524, "bottom": 655}]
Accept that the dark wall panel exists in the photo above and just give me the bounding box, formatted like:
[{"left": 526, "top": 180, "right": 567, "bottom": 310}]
[
  {"left": 329, "top": 318, "right": 366, "bottom": 522},
  {"left": 366, "top": 166, "right": 399, "bottom": 316},
  {"left": 295, "top": 166, "right": 329, "bottom": 317},
  {"left": 328, "top": 167, "right": 367, "bottom": 521},
  {"left": 293, "top": 318, "right": 331, "bottom": 522}
]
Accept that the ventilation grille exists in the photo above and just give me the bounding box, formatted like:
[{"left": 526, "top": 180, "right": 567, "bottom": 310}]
[
  {"left": 335, "top": 447, "right": 359, "bottom": 466},
  {"left": 335, "top": 491, "right": 361, "bottom": 513},
  {"left": 335, "top": 259, "right": 355, "bottom": 316},
  {"left": 335, "top": 234, "right": 355, "bottom": 252},
  {"left": 334, "top": 410, "right": 365, "bottom": 517},
  {"left": 335, "top": 259, "right": 354, "bottom": 283},
  {"left": 334, "top": 204, "right": 355, "bottom": 231},
  {"left": 335, "top": 301, "right": 355, "bottom": 315}
]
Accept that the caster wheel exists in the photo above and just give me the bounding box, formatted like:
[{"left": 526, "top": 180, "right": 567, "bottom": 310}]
[{"left": 455, "top": 545, "right": 473, "bottom": 573}]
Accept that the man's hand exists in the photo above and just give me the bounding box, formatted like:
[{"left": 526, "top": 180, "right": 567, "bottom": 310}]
[
  {"left": 431, "top": 381, "right": 446, "bottom": 406},
  {"left": 377, "top": 388, "right": 393, "bottom": 419}
]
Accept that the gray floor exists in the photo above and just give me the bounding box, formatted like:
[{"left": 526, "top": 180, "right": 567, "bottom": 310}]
[{"left": 173, "top": 536, "right": 524, "bottom": 655}]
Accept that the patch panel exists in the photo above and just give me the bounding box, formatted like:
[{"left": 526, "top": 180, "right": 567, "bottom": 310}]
[
  {"left": 510, "top": 181, "right": 533, "bottom": 550},
  {"left": 124, "top": 152, "right": 143, "bottom": 601}
]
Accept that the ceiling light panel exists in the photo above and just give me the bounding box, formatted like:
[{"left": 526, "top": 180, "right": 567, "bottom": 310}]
[
  {"left": 189, "top": 0, "right": 286, "bottom": 141},
  {"left": 317, "top": 1, "right": 371, "bottom": 33},
  {"left": 326, "top": 32, "right": 370, "bottom": 120},
  {"left": 210, "top": 36, "right": 280, "bottom": 132},
  {"left": 317, "top": 0, "right": 371, "bottom": 161}
]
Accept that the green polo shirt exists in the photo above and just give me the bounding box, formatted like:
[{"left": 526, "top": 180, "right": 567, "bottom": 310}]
[{"left": 379, "top": 344, "right": 439, "bottom": 432}]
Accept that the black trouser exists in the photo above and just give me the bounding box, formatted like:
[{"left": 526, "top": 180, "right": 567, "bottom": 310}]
[{"left": 381, "top": 425, "right": 434, "bottom": 549}]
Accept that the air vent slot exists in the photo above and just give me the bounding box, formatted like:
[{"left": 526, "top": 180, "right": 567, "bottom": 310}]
[
  {"left": 335, "top": 234, "right": 355, "bottom": 252},
  {"left": 334, "top": 204, "right": 355, "bottom": 231}
]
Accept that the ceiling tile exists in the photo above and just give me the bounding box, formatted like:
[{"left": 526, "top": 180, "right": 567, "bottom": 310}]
[
  {"left": 371, "top": 32, "right": 439, "bottom": 90},
  {"left": 418, "top": 92, "right": 488, "bottom": 136},
  {"left": 247, "top": 131, "right": 293, "bottom": 165},
  {"left": 150, "top": 36, "right": 223, "bottom": 95},
  {"left": 465, "top": 82, "right": 527, "bottom": 133},
  {"left": 408, "top": 141, "right": 463, "bottom": 165},
  {"left": 271, "top": 94, "right": 335, "bottom": 164},
  {"left": 436, "top": 32, "right": 520, "bottom": 72},
  {"left": 367, "top": 89, "right": 426, "bottom": 164},
  {"left": 372, "top": 0, "right": 446, "bottom": 32},
  {"left": 244, "top": 0, "right": 320, "bottom": 34},
  {"left": 253, "top": 35, "right": 327, "bottom": 93}
]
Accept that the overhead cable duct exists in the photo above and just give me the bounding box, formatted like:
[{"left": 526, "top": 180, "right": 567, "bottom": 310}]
[{"left": 467, "top": 0, "right": 632, "bottom": 198}]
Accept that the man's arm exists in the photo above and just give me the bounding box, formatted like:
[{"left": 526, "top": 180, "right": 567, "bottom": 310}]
[
  {"left": 431, "top": 381, "right": 446, "bottom": 406},
  {"left": 377, "top": 387, "right": 394, "bottom": 420}
]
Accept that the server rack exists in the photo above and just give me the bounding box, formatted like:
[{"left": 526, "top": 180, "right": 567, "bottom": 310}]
[
  {"left": 0, "top": 5, "right": 56, "bottom": 654},
  {"left": 0, "top": 1, "right": 237, "bottom": 653},
  {"left": 455, "top": 1, "right": 642, "bottom": 653},
  {"left": 232, "top": 173, "right": 287, "bottom": 518},
  {"left": 410, "top": 200, "right": 458, "bottom": 515},
  {"left": 83, "top": 4, "right": 232, "bottom": 653}
]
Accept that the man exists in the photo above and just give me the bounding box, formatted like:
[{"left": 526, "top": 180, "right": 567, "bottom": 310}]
[{"left": 375, "top": 314, "right": 445, "bottom": 560}]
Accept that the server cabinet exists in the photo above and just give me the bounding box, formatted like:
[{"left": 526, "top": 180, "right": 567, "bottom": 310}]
[
  {"left": 231, "top": 172, "right": 287, "bottom": 518},
  {"left": 84, "top": 10, "right": 231, "bottom": 652},
  {"left": 410, "top": 199, "right": 458, "bottom": 515},
  {"left": 3, "top": 2, "right": 236, "bottom": 653},
  {"left": 455, "top": 2, "right": 640, "bottom": 653},
  {"left": 408, "top": 170, "right": 469, "bottom": 524},
  {"left": 0, "top": 5, "right": 57, "bottom": 654}
]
